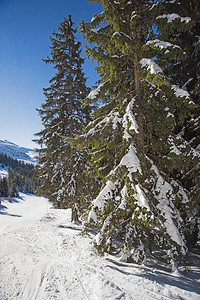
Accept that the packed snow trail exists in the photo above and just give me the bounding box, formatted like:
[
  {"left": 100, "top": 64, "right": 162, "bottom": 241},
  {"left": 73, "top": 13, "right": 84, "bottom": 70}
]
[{"left": 0, "top": 194, "right": 200, "bottom": 300}]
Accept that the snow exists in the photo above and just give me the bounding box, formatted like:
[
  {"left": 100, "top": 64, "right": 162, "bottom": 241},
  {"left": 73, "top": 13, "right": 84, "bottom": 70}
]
[
  {"left": 140, "top": 58, "right": 163, "bottom": 75},
  {"left": 146, "top": 39, "right": 180, "bottom": 50},
  {"left": 157, "top": 14, "right": 191, "bottom": 24},
  {"left": 171, "top": 85, "right": 190, "bottom": 99},
  {"left": 131, "top": 11, "right": 137, "bottom": 20},
  {"left": 182, "top": 78, "right": 193, "bottom": 90},
  {"left": 151, "top": 164, "right": 186, "bottom": 249},
  {"left": 112, "top": 31, "right": 121, "bottom": 37},
  {"left": 91, "top": 11, "right": 104, "bottom": 23},
  {"left": 168, "top": 136, "right": 182, "bottom": 155},
  {"left": 134, "top": 184, "right": 150, "bottom": 210},
  {"left": 87, "top": 83, "right": 105, "bottom": 100},
  {"left": 0, "top": 194, "right": 200, "bottom": 300},
  {"left": 112, "top": 111, "right": 122, "bottom": 130},
  {"left": 0, "top": 139, "right": 36, "bottom": 165},
  {"left": 120, "top": 144, "right": 142, "bottom": 177},
  {"left": 88, "top": 144, "right": 142, "bottom": 222},
  {"left": 87, "top": 108, "right": 121, "bottom": 137},
  {"left": 94, "top": 214, "right": 112, "bottom": 246},
  {"left": 118, "top": 184, "right": 127, "bottom": 210},
  {"left": 88, "top": 180, "right": 117, "bottom": 222},
  {"left": 122, "top": 98, "right": 139, "bottom": 140}
]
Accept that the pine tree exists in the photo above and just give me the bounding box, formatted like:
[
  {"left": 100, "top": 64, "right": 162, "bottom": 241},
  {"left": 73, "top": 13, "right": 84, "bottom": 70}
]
[
  {"left": 151, "top": 0, "right": 200, "bottom": 248},
  {"left": 0, "top": 179, "right": 3, "bottom": 197},
  {"left": 34, "top": 15, "right": 91, "bottom": 209},
  {"left": 0, "top": 177, "right": 9, "bottom": 197},
  {"left": 79, "top": 0, "right": 199, "bottom": 266},
  {"left": 9, "top": 182, "right": 19, "bottom": 197}
]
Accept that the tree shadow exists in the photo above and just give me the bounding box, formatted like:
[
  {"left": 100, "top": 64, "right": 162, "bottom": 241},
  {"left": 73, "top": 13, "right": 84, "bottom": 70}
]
[
  {"left": 57, "top": 225, "right": 82, "bottom": 232},
  {"left": 105, "top": 258, "right": 200, "bottom": 296},
  {"left": 0, "top": 196, "right": 24, "bottom": 204},
  {"left": 0, "top": 211, "right": 22, "bottom": 217},
  {"left": 0, "top": 204, "right": 7, "bottom": 210},
  {"left": 0, "top": 203, "right": 22, "bottom": 217},
  {"left": 9, "top": 198, "right": 21, "bottom": 203}
]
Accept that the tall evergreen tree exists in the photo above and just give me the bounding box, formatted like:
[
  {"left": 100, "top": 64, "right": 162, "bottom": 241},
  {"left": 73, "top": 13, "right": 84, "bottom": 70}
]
[
  {"left": 34, "top": 15, "right": 91, "bottom": 208},
  {"left": 79, "top": 0, "right": 199, "bottom": 266},
  {"left": 0, "top": 177, "right": 9, "bottom": 197},
  {"left": 150, "top": 0, "right": 200, "bottom": 248}
]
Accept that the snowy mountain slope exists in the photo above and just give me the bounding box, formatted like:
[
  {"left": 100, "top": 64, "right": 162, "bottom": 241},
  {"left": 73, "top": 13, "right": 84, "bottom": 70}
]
[
  {"left": 0, "top": 139, "right": 36, "bottom": 165},
  {"left": 0, "top": 194, "right": 200, "bottom": 300}
]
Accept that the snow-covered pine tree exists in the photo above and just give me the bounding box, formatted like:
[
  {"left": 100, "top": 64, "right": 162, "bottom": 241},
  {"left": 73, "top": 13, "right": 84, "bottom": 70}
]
[
  {"left": 34, "top": 15, "right": 91, "bottom": 209},
  {"left": 150, "top": 0, "right": 200, "bottom": 248},
  {"left": 0, "top": 177, "right": 9, "bottom": 197},
  {"left": 9, "top": 182, "right": 19, "bottom": 197},
  {"left": 79, "top": 0, "right": 199, "bottom": 266}
]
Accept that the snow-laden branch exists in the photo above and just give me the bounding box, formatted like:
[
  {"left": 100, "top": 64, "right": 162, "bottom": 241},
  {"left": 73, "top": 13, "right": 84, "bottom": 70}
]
[
  {"left": 146, "top": 39, "right": 181, "bottom": 50},
  {"left": 87, "top": 81, "right": 107, "bottom": 100},
  {"left": 157, "top": 14, "right": 191, "bottom": 24},
  {"left": 122, "top": 98, "right": 138, "bottom": 140},
  {"left": 171, "top": 85, "right": 190, "bottom": 99},
  {"left": 140, "top": 58, "right": 163, "bottom": 75}
]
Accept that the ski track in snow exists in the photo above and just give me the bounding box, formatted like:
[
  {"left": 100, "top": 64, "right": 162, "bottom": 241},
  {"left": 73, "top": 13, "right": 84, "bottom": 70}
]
[{"left": 0, "top": 194, "right": 200, "bottom": 300}]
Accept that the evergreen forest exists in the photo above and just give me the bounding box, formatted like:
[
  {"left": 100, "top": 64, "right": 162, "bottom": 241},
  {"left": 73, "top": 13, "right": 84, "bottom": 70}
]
[{"left": 34, "top": 0, "right": 200, "bottom": 269}]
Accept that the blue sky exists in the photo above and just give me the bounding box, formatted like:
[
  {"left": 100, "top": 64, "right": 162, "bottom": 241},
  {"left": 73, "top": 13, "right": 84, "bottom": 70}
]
[{"left": 0, "top": 0, "right": 101, "bottom": 148}]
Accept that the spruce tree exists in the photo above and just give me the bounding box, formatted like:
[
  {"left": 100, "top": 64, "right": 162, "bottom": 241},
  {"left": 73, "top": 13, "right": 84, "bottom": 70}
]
[
  {"left": 150, "top": 0, "right": 200, "bottom": 248},
  {"left": 79, "top": 0, "right": 199, "bottom": 266},
  {"left": 0, "top": 179, "right": 3, "bottom": 197},
  {"left": 34, "top": 15, "right": 91, "bottom": 209},
  {"left": 1, "top": 177, "right": 9, "bottom": 197},
  {"left": 9, "top": 182, "right": 19, "bottom": 197}
]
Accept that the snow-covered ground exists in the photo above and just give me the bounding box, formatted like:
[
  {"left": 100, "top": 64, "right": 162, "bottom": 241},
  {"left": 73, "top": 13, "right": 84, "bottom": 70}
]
[{"left": 0, "top": 194, "right": 200, "bottom": 300}]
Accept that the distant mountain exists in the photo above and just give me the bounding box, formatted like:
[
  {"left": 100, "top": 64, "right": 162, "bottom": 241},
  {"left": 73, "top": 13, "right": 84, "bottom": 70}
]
[
  {"left": 0, "top": 140, "right": 40, "bottom": 194},
  {"left": 0, "top": 140, "right": 37, "bottom": 165}
]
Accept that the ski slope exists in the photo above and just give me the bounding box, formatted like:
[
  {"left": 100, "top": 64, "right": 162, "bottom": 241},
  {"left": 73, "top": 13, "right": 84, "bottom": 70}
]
[{"left": 0, "top": 194, "right": 200, "bottom": 300}]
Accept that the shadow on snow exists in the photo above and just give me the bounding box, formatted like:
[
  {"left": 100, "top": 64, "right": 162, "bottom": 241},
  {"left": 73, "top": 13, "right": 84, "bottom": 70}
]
[
  {"left": 57, "top": 224, "right": 82, "bottom": 232},
  {"left": 0, "top": 198, "right": 23, "bottom": 218},
  {"left": 105, "top": 258, "right": 200, "bottom": 296}
]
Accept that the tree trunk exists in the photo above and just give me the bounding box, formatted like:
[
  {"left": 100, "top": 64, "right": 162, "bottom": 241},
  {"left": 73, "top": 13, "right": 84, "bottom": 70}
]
[
  {"left": 71, "top": 203, "right": 79, "bottom": 223},
  {"left": 132, "top": 33, "right": 147, "bottom": 176},
  {"left": 69, "top": 81, "right": 74, "bottom": 156}
]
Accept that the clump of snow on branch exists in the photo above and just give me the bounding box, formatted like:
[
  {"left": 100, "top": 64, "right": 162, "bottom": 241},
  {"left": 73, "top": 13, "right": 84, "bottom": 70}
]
[
  {"left": 157, "top": 14, "right": 191, "bottom": 24},
  {"left": 88, "top": 180, "right": 118, "bottom": 222},
  {"left": 134, "top": 184, "right": 150, "bottom": 210},
  {"left": 87, "top": 109, "right": 121, "bottom": 137},
  {"left": 118, "top": 184, "right": 128, "bottom": 210},
  {"left": 112, "top": 111, "right": 122, "bottom": 130},
  {"left": 119, "top": 144, "right": 142, "bottom": 177},
  {"left": 168, "top": 136, "right": 182, "bottom": 155},
  {"left": 140, "top": 58, "right": 163, "bottom": 75},
  {"left": 146, "top": 39, "right": 180, "bottom": 50},
  {"left": 66, "top": 173, "right": 76, "bottom": 197},
  {"left": 87, "top": 82, "right": 106, "bottom": 100},
  {"left": 171, "top": 85, "right": 190, "bottom": 99},
  {"left": 94, "top": 214, "right": 112, "bottom": 246},
  {"left": 122, "top": 98, "right": 138, "bottom": 140}
]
